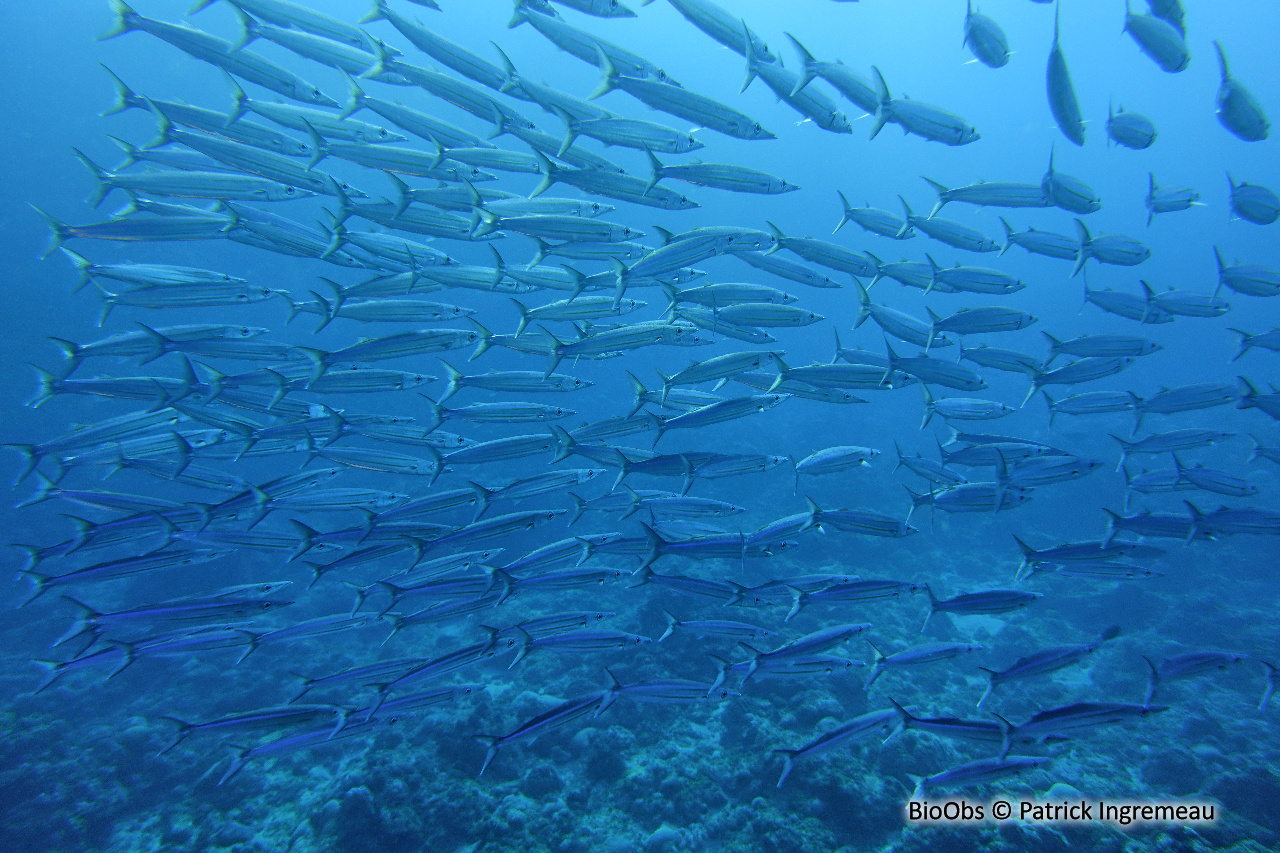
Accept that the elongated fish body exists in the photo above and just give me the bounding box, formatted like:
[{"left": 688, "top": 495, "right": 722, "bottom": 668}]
[
  {"left": 1046, "top": 3, "right": 1085, "bottom": 146},
  {"left": 1215, "top": 247, "right": 1280, "bottom": 297},
  {"left": 928, "top": 258, "right": 1024, "bottom": 296},
  {"left": 534, "top": 153, "right": 698, "bottom": 210},
  {"left": 664, "top": 0, "right": 774, "bottom": 61},
  {"left": 854, "top": 281, "right": 953, "bottom": 350},
  {"left": 835, "top": 192, "right": 911, "bottom": 239},
  {"left": 227, "top": 82, "right": 401, "bottom": 144},
  {"left": 1227, "top": 175, "right": 1280, "bottom": 224},
  {"left": 154, "top": 117, "right": 364, "bottom": 199},
  {"left": 194, "top": 0, "right": 379, "bottom": 52},
  {"left": 363, "top": 1, "right": 506, "bottom": 91},
  {"left": 1072, "top": 219, "right": 1150, "bottom": 277},
  {"left": 921, "top": 387, "right": 1014, "bottom": 429},
  {"left": 1009, "top": 702, "right": 1167, "bottom": 742},
  {"left": 870, "top": 68, "right": 979, "bottom": 146},
  {"left": 866, "top": 256, "right": 933, "bottom": 292},
  {"left": 999, "top": 219, "right": 1078, "bottom": 261},
  {"left": 886, "top": 342, "right": 986, "bottom": 392},
  {"left": 1032, "top": 357, "right": 1134, "bottom": 397},
  {"left": 591, "top": 53, "right": 772, "bottom": 141},
  {"left": 563, "top": 116, "right": 702, "bottom": 155},
  {"left": 101, "top": 69, "right": 312, "bottom": 156},
  {"left": 238, "top": 17, "right": 407, "bottom": 84},
  {"left": 34, "top": 207, "right": 229, "bottom": 258},
  {"left": 960, "top": 344, "right": 1042, "bottom": 376},
  {"left": 1141, "top": 282, "right": 1230, "bottom": 319},
  {"left": 648, "top": 151, "right": 798, "bottom": 196},
  {"left": 901, "top": 198, "right": 998, "bottom": 253},
  {"left": 866, "top": 641, "right": 984, "bottom": 688},
  {"left": 1145, "top": 173, "right": 1199, "bottom": 225},
  {"left": 715, "top": 304, "right": 821, "bottom": 328},
  {"left": 58, "top": 249, "right": 244, "bottom": 292},
  {"left": 512, "top": 0, "right": 673, "bottom": 82},
  {"left": 769, "top": 223, "right": 878, "bottom": 277},
  {"left": 1214, "top": 42, "right": 1269, "bottom": 141},
  {"left": 794, "top": 446, "right": 877, "bottom": 480},
  {"left": 923, "top": 586, "right": 1041, "bottom": 632},
  {"left": 922, "top": 178, "right": 1051, "bottom": 217},
  {"left": 738, "top": 252, "right": 841, "bottom": 289},
  {"left": 342, "top": 74, "right": 495, "bottom": 149},
  {"left": 1044, "top": 333, "right": 1161, "bottom": 363},
  {"left": 1005, "top": 455, "right": 1102, "bottom": 487},
  {"left": 786, "top": 34, "right": 878, "bottom": 115},
  {"left": 1041, "top": 147, "right": 1100, "bottom": 214},
  {"left": 103, "top": 2, "right": 337, "bottom": 108},
  {"left": 541, "top": 0, "right": 637, "bottom": 19},
  {"left": 74, "top": 152, "right": 309, "bottom": 207},
  {"left": 1113, "top": 429, "right": 1234, "bottom": 471},
  {"left": 911, "top": 756, "right": 1050, "bottom": 799},
  {"left": 742, "top": 33, "right": 851, "bottom": 134},
  {"left": 928, "top": 306, "right": 1037, "bottom": 344},
  {"left": 674, "top": 283, "right": 793, "bottom": 308},
  {"left": 1123, "top": 2, "right": 1189, "bottom": 72},
  {"left": 774, "top": 708, "right": 900, "bottom": 787},
  {"left": 964, "top": 1, "right": 1010, "bottom": 68},
  {"left": 1083, "top": 285, "right": 1172, "bottom": 324},
  {"left": 1107, "top": 103, "right": 1157, "bottom": 149}
]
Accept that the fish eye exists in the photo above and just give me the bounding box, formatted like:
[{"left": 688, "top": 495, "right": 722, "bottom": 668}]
[
  {"left": 285, "top": 186, "right": 295, "bottom": 194},
  {"left": 591, "top": 203, "right": 601, "bottom": 213}
]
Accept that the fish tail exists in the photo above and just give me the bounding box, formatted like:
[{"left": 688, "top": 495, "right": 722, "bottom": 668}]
[
  {"left": 17, "top": 569, "right": 51, "bottom": 608},
  {"left": 31, "top": 205, "right": 70, "bottom": 260},
  {"left": 773, "top": 749, "right": 800, "bottom": 788},
  {"left": 997, "top": 216, "right": 1013, "bottom": 255},
  {"left": 1213, "top": 41, "right": 1230, "bottom": 81},
  {"left": 25, "top": 364, "right": 61, "bottom": 409},
  {"left": 975, "top": 673, "right": 996, "bottom": 709},
  {"left": 475, "top": 736, "right": 501, "bottom": 776},
  {"left": 1070, "top": 218, "right": 1091, "bottom": 278},
  {"left": 468, "top": 317, "right": 494, "bottom": 362},
  {"left": 643, "top": 147, "right": 662, "bottom": 197},
  {"left": 216, "top": 746, "right": 253, "bottom": 787},
  {"left": 587, "top": 45, "right": 618, "bottom": 100},
  {"left": 1259, "top": 662, "right": 1276, "bottom": 711},
  {"left": 361, "top": 34, "right": 397, "bottom": 81},
  {"left": 98, "top": 66, "right": 140, "bottom": 118},
  {"left": 624, "top": 371, "right": 648, "bottom": 417},
  {"left": 784, "top": 33, "right": 816, "bottom": 97},
  {"left": 1141, "top": 655, "right": 1160, "bottom": 706},
  {"left": 832, "top": 190, "right": 853, "bottom": 234},
  {"left": 358, "top": 0, "right": 390, "bottom": 25},
  {"left": 548, "top": 425, "right": 575, "bottom": 465},
  {"left": 869, "top": 66, "right": 890, "bottom": 140},
  {"left": 101, "top": 0, "right": 142, "bottom": 40},
  {"left": 155, "top": 717, "right": 193, "bottom": 755},
  {"left": 921, "top": 177, "right": 948, "bottom": 217},
  {"left": 1228, "top": 328, "right": 1250, "bottom": 362},
  {"left": 30, "top": 659, "right": 67, "bottom": 694}
]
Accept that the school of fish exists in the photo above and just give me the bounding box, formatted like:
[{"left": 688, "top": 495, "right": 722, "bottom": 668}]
[{"left": 11, "top": 0, "right": 1279, "bottom": 823}]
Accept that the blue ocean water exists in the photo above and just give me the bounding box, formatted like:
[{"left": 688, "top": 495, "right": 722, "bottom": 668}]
[{"left": 1, "top": 0, "right": 1277, "bottom": 851}]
